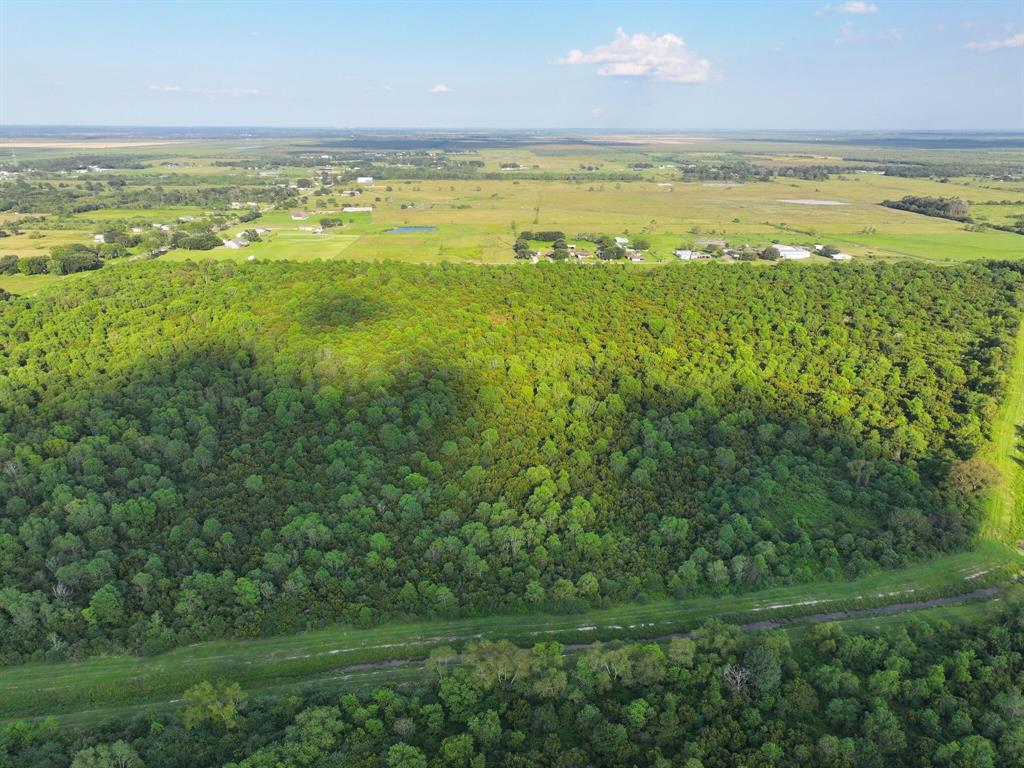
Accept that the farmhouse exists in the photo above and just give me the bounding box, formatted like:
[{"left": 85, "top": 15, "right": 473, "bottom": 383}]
[
  {"left": 614, "top": 236, "right": 629, "bottom": 245},
  {"left": 773, "top": 244, "right": 812, "bottom": 260},
  {"left": 93, "top": 234, "right": 107, "bottom": 243},
  {"left": 830, "top": 252, "right": 853, "bottom": 261},
  {"left": 356, "top": 176, "right": 374, "bottom": 184},
  {"left": 291, "top": 211, "right": 309, "bottom": 220},
  {"left": 342, "top": 206, "right": 373, "bottom": 213},
  {"left": 675, "top": 249, "right": 706, "bottom": 260},
  {"left": 222, "top": 239, "right": 249, "bottom": 249}
]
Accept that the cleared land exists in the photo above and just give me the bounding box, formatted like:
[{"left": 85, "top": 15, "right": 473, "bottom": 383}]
[{"left": 982, "top": 317, "right": 1024, "bottom": 543}]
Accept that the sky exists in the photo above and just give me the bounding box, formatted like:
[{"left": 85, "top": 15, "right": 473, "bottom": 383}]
[{"left": 2, "top": 0, "right": 1023, "bottom": 130}]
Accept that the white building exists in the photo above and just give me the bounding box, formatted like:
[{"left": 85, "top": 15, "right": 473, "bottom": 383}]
[
  {"left": 93, "top": 234, "right": 107, "bottom": 243},
  {"left": 614, "top": 236, "right": 629, "bottom": 245},
  {"left": 342, "top": 206, "right": 373, "bottom": 213},
  {"left": 356, "top": 176, "right": 374, "bottom": 184},
  {"left": 222, "top": 239, "right": 249, "bottom": 249},
  {"left": 291, "top": 211, "right": 309, "bottom": 220},
  {"left": 773, "top": 245, "right": 812, "bottom": 260},
  {"left": 831, "top": 252, "right": 853, "bottom": 261}
]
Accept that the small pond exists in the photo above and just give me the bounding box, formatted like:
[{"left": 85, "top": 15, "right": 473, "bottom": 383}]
[{"left": 387, "top": 226, "right": 437, "bottom": 233}]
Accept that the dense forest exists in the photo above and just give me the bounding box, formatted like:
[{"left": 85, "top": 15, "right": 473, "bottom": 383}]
[
  {"left": 5, "top": 600, "right": 1023, "bottom": 767},
  {"left": 0, "top": 261, "right": 1021, "bottom": 662}
]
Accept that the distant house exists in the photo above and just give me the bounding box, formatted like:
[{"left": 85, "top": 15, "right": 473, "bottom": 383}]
[
  {"left": 831, "top": 252, "right": 853, "bottom": 261},
  {"left": 342, "top": 206, "right": 373, "bottom": 213},
  {"left": 341, "top": 190, "right": 360, "bottom": 196},
  {"left": 356, "top": 176, "right": 374, "bottom": 184},
  {"left": 254, "top": 227, "right": 271, "bottom": 234},
  {"left": 773, "top": 244, "right": 812, "bottom": 260},
  {"left": 291, "top": 211, "right": 309, "bottom": 220},
  {"left": 222, "top": 239, "right": 249, "bottom": 249},
  {"left": 614, "top": 236, "right": 629, "bottom": 245},
  {"left": 675, "top": 249, "right": 706, "bottom": 260},
  {"left": 629, "top": 254, "right": 645, "bottom": 262},
  {"left": 178, "top": 215, "right": 196, "bottom": 222},
  {"left": 230, "top": 202, "right": 244, "bottom": 209},
  {"left": 93, "top": 234, "right": 107, "bottom": 243}
]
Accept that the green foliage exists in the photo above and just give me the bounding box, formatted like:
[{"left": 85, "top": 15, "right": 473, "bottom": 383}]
[
  {"left": 882, "top": 195, "right": 971, "bottom": 222},
  {"left": 0, "top": 260, "right": 1019, "bottom": 660},
  {"left": 6, "top": 603, "right": 1023, "bottom": 768},
  {"left": 182, "top": 679, "right": 248, "bottom": 730}
]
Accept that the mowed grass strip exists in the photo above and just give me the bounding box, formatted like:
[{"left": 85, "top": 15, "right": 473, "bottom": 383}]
[
  {"left": 982, "top": 314, "right": 1024, "bottom": 543},
  {"left": 2, "top": 543, "right": 1019, "bottom": 723}
]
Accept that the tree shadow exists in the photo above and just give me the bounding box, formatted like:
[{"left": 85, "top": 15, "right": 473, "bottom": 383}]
[{"left": 0, "top": 260, "right": 1011, "bottom": 659}]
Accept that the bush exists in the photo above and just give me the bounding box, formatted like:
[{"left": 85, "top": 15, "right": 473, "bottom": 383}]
[{"left": 18, "top": 255, "right": 48, "bottom": 274}]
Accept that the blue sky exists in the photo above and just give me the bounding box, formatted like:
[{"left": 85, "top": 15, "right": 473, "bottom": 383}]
[{"left": 2, "top": 0, "right": 1022, "bottom": 129}]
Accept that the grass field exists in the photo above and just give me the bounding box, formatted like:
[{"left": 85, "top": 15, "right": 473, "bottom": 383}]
[
  {"left": 982, "top": 316, "right": 1024, "bottom": 544},
  {"left": 4, "top": 166, "right": 1023, "bottom": 273}
]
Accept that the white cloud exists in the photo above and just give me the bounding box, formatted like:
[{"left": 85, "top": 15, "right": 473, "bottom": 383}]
[
  {"left": 965, "top": 32, "right": 1024, "bottom": 51},
  {"left": 591, "top": 107, "right": 604, "bottom": 116},
  {"left": 382, "top": 85, "right": 395, "bottom": 92},
  {"left": 818, "top": 2, "right": 878, "bottom": 16},
  {"left": 430, "top": 83, "right": 451, "bottom": 93},
  {"left": 148, "top": 84, "right": 264, "bottom": 97},
  {"left": 554, "top": 28, "right": 711, "bottom": 83}
]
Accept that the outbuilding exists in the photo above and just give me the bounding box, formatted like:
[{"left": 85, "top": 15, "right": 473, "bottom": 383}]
[{"left": 773, "top": 244, "right": 812, "bottom": 260}]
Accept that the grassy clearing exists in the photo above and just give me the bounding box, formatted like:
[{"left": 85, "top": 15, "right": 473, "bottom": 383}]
[
  {"left": 2, "top": 542, "right": 1018, "bottom": 724},
  {"left": 982, "top": 315, "right": 1024, "bottom": 543}
]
